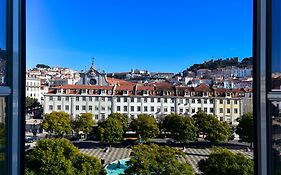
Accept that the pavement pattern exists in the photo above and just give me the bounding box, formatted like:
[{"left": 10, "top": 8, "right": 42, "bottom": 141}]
[{"left": 80, "top": 146, "right": 253, "bottom": 174}]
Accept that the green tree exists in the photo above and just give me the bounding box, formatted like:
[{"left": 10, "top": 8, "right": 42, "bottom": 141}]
[
  {"left": 125, "top": 144, "right": 194, "bottom": 175},
  {"left": 25, "top": 138, "right": 105, "bottom": 175},
  {"left": 163, "top": 114, "right": 198, "bottom": 143},
  {"left": 236, "top": 113, "right": 253, "bottom": 144},
  {"left": 72, "top": 113, "right": 95, "bottom": 137},
  {"left": 36, "top": 64, "right": 50, "bottom": 69},
  {"left": 129, "top": 114, "right": 160, "bottom": 141},
  {"left": 108, "top": 113, "right": 128, "bottom": 131},
  {"left": 193, "top": 112, "right": 231, "bottom": 144},
  {"left": 42, "top": 111, "right": 72, "bottom": 137},
  {"left": 26, "top": 97, "right": 40, "bottom": 110},
  {"left": 193, "top": 112, "right": 210, "bottom": 137},
  {"left": 198, "top": 148, "right": 254, "bottom": 175},
  {"left": 97, "top": 117, "right": 124, "bottom": 143}
]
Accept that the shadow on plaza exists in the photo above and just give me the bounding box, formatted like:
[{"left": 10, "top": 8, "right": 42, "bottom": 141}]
[{"left": 72, "top": 140, "right": 250, "bottom": 150}]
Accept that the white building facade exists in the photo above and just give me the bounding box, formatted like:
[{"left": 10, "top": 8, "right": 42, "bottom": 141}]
[{"left": 43, "top": 83, "right": 249, "bottom": 125}]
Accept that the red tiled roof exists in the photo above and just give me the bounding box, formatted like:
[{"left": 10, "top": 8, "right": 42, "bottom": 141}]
[
  {"left": 51, "top": 84, "right": 114, "bottom": 90},
  {"left": 106, "top": 77, "right": 132, "bottom": 85},
  {"left": 194, "top": 83, "right": 212, "bottom": 92},
  {"left": 115, "top": 85, "right": 134, "bottom": 91}
]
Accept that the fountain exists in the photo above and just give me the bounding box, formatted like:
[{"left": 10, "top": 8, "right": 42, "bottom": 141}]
[{"left": 105, "top": 158, "right": 130, "bottom": 175}]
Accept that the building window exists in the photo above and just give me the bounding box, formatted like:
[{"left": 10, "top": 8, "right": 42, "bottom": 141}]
[
  {"left": 234, "top": 108, "right": 238, "bottom": 113},
  {"left": 95, "top": 106, "right": 99, "bottom": 110},
  {"left": 220, "top": 108, "right": 223, "bottom": 113},
  {"left": 89, "top": 105, "right": 92, "bottom": 111},
  {"left": 76, "top": 97, "right": 79, "bottom": 101},
  {"left": 49, "top": 96, "right": 53, "bottom": 101},
  {"left": 89, "top": 97, "right": 92, "bottom": 101},
  {"left": 65, "top": 105, "right": 69, "bottom": 110},
  {"left": 101, "top": 106, "right": 105, "bottom": 111},
  {"left": 137, "top": 98, "right": 141, "bottom": 102},
  {"left": 197, "top": 99, "right": 201, "bottom": 104},
  {"left": 131, "top": 97, "right": 134, "bottom": 102},
  {"left": 65, "top": 97, "right": 69, "bottom": 101},
  {"left": 220, "top": 99, "right": 223, "bottom": 104},
  {"left": 171, "top": 98, "right": 175, "bottom": 103},
  {"left": 179, "top": 108, "right": 183, "bottom": 113},
  {"left": 49, "top": 105, "right": 53, "bottom": 110},
  {"left": 101, "top": 97, "right": 105, "bottom": 102},
  {"left": 144, "top": 106, "right": 148, "bottom": 112},
  {"left": 144, "top": 98, "right": 147, "bottom": 102},
  {"left": 234, "top": 100, "right": 238, "bottom": 104},
  {"left": 192, "top": 99, "right": 195, "bottom": 103},
  {"left": 82, "top": 97, "right": 86, "bottom": 101},
  {"left": 157, "top": 98, "right": 161, "bottom": 102},
  {"left": 95, "top": 115, "right": 99, "bottom": 120},
  {"left": 227, "top": 108, "right": 230, "bottom": 113},
  {"left": 124, "top": 98, "right": 127, "bottom": 102},
  {"left": 171, "top": 107, "right": 174, "bottom": 112},
  {"left": 198, "top": 108, "right": 201, "bottom": 112},
  {"left": 210, "top": 99, "right": 214, "bottom": 104},
  {"left": 192, "top": 108, "right": 195, "bottom": 113},
  {"left": 137, "top": 106, "right": 141, "bottom": 111},
  {"left": 130, "top": 106, "right": 134, "bottom": 111},
  {"left": 95, "top": 97, "right": 99, "bottom": 101},
  {"left": 164, "top": 107, "right": 168, "bottom": 112},
  {"left": 57, "top": 105, "right": 61, "bottom": 110},
  {"left": 76, "top": 105, "right": 79, "bottom": 110},
  {"left": 151, "top": 98, "right": 154, "bottom": 102},
  {"left": 117, "top": 106, "right": 121, "bottom": 111},
  {"left": 210, "top": 108, "right": 214, "bottom": 113},
  {"left": 124, "top": 106, "right": 128, "bottom": 111},
  {"left": 58, "top": 96, "right": 61, "bottom": 101},
  {"left": 204, "top": 99, "right": 207, "bottom": 104},
  {"left": 164, "top": 98, "right": 167, "bottom": 103},
  {"left": 82, "top": 105, "right": 86, "bottom": 110},
  {"left": 227, "top": 100, "right": 230, "bottom": 104},
  {"left": 151, "top": 106, "right": 155, "bottom": 112},
  {"left": 204, "top": 108, "right": 207, "bottom": 112}
]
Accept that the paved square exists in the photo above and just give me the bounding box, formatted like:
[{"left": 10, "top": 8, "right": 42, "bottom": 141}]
[{"left": 80, "top": 146, "right": 253, "bottom": 173}]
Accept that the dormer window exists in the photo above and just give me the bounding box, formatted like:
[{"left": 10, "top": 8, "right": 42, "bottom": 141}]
[
  {"left": 100, "top": 90, "right": 105, "bottom": 95},
  {"left": 202, "top": 92, "right": 208, "bottom": 97},
  {"left": 143, "top": 90, "right": 149, "bottom": 96},
  {"left": 123, "top": 90, "right": 128, "bottom": 95},
  {"left": 81, "top": 89, "right": 87, "bottom": 94}
]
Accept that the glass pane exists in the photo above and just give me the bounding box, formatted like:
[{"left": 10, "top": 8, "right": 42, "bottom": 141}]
[
  {"left": 271, "top": 101, "right": 281, "bottom": 174},
  {"left": 272, "top": 0, "right": 281, "bottom": 90},
  {"left": 0, "top": 0, "right": 7, "bottom": 86},
  {"left": 0, "top": 97, "right": 6, "bottom": 175}
]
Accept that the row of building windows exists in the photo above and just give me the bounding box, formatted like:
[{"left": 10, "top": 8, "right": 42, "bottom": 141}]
[
  {"left": 49, "top": 104, "right": 239, "bottom": 115},
  {"left": 48, "top": 96, "right": 239, "bottom": 105},
  {"left": 26, "top": 82, "right": 40, "bottom": 86},
  {"left": 49, "top": 105, "right": 111, "bottom": 111},
  {"left": 26, "top": 87, "right": 40, "bottom": 91}
]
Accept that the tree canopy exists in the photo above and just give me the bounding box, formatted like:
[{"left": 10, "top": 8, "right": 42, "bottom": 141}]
[
  {"left": 108, "top": 113, "right": 128, "bottom": 132},
  {"left": 129, "top": 114, "right": 160, "bottom": 141},
  {"left": 125, "top": 144, "right": 194, "bottom": 175},
  {"left": 186, "top": 57, "right": 252, "bottom": 71},
  {"left": 162, "top": 114, "right": 198, "bottom": 143},
  {"left": 26, "top": 97, "right": 40, "bottom": 110},
  {"left": 198, "top": 148, "right": 254, "bottom": 175},
  {"left": 25, "top": 138, "right": 105, "bottom": 175},
  {"left": 97, "top": 117, "right": 124, "bottom": 143},
  {"left": 42, "top": 111, "right": 72, "bottom": 136},
  {"left": 36, "top": 64, "right": 50, "bottom": 69},
  {"left": 236, "top": 112, "right": 253, "bottom": 143},
  {"left": 72, "top": 113, "right": 95, "bottom": 135},
  {"left": 193, "top": 112, "right": 231, "bottom": 144}
]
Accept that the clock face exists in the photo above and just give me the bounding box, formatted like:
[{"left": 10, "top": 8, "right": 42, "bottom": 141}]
[{"left": 90, "top": 79, "right": 97, "bottom": 85}]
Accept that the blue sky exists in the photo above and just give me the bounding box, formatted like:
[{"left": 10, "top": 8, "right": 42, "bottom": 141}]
[{"left": 27, "top": 0, "right": 253, "bottom": 73}]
